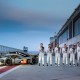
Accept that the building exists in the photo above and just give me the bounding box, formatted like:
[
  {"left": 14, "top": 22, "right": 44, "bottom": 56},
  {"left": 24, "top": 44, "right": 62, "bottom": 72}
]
[
  {"left": 23, "top": 46, "right": 28, "bottom": 53},
  {"left": 55, "top": 4, "right": 80, "bottom": 48},
  {"left": 0, "top": 45, "right": 28, "bottom": 56}
]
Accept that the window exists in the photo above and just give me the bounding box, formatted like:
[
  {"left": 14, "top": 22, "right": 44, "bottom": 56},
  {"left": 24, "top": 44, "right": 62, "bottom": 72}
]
[
  {"left": 69, "top": 22, "right": 72, "bottom": 39},
  {"left": 74, "top": 18, "right": 80, "bottom": 36},
  {"left": 59, "top": 29, "right": 69, "bottom": 44}
]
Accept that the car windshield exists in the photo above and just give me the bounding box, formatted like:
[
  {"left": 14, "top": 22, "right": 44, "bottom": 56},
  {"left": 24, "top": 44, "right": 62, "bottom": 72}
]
[{"left": 4, "top": 55, "right": 11, "bottom": 58}]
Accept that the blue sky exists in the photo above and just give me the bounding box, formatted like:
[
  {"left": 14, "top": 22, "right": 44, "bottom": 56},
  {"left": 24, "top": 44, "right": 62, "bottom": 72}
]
[{"left": 0, "top": 0, "right": 80, "bottom": 51}]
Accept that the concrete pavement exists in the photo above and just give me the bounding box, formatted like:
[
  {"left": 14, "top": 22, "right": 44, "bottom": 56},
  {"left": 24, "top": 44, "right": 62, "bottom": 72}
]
[{"left": 0, "top": 56, "right": 80, "bottom": 80}]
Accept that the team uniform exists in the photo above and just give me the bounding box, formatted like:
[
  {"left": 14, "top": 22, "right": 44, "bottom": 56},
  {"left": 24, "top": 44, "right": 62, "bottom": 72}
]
[
  {"left": 77, "top": 46, "right": 80, "bottom": 65},
  {"left": 69, "top": 48, "right": 76, "bottom": 65},
  {"left": 54, "top": 47, "right": 61, "bottom": 65},
  {"left": 47, "top": 47, "right": 53, "bottom": 66},
  {"left": 39, "top": 46, "right": 44, "bottom": 65},
  {"left": 62, "top": 47, "right": 68, "bottom": 65}
]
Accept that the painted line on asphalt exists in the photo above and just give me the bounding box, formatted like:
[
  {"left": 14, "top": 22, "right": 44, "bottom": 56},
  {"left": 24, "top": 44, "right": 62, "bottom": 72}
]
[
  {"left": 0, "top": 66, "right": 7, "bottom": 69},
  {"left": 0, "top": 66, "right": 18, "bottom": 74},
  {"left": 0, "top": 65, "right": 21, "bottom": 78}
]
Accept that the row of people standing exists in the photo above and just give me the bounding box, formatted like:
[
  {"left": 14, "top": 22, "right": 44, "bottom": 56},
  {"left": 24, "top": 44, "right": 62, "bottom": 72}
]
[{"left": 38, "top": 43, "right": 80, "bottom": 66}]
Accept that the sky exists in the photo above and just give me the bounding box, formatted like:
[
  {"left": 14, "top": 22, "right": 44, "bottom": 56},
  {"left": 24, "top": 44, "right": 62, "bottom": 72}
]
[{"left": 0, "top": 0, "right": 80, "bottom": 51}]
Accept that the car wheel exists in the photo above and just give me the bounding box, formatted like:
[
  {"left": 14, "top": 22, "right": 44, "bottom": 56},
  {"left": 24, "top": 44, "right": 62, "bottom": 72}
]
[{"left": 5, "top": 59, "right": 12, "bottom": 66}]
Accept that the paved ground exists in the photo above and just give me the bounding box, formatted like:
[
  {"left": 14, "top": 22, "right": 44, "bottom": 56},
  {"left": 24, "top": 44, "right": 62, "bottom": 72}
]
[
  {"left": 0, "top": 56, "right": 80, "bottom": 80},
  {"left": 0, "top": 66, "right": 17, "bottom": 74}
]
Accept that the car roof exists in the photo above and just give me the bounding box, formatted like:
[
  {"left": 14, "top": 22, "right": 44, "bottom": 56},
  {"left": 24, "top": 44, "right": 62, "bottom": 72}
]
[{"left": 6, "top": 54, "right": 19, "bottom": 56}]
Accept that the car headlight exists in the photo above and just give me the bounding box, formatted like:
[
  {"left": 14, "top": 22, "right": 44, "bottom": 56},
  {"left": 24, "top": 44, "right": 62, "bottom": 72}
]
[{"left": 0, "top": 59, "right": 4, "bottom": 63}]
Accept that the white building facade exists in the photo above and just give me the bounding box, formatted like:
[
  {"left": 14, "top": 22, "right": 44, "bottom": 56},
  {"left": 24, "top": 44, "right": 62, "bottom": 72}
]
[{"left": 57, "top": 4, "right": 80, "bottom": 48}]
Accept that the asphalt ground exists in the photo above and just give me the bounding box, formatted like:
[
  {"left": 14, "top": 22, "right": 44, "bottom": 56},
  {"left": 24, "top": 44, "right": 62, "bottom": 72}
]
[{"left": 0, "top": 56, "right": 80, "bottom": 80}]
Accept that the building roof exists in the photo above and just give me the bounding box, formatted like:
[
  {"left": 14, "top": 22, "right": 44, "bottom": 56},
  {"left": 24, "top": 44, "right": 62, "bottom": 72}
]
[{"left": 57, "top": 4, "right": 80, "bottom": 37}]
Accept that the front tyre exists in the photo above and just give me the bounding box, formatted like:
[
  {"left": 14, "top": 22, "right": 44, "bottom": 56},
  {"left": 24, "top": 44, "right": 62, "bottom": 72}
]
[{"left": 5, "top": 59, "right": 12, "bottom": 66}]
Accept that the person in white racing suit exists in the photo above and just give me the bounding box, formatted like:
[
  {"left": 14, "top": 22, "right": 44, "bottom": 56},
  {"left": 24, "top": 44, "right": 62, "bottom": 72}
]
[
  {"left": 39, "top": 43, "right": 45, "bottom": 66},
  {"left": 77, "top": 43, "right": 80, "bottom": 66},
  {"left": 46, "top": 44, "right": 53, "bottom": 66},
  {"left": 69, "top": 45, "right": 76, "bottom": 66},
  {"left": 62, "top": 44, "right": 68, "bottom": 65},
  {"left": 54, "top": 44, "right": 61, "bottom": 66}
]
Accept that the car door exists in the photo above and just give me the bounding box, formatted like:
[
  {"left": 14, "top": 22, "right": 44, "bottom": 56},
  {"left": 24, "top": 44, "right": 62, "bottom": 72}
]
[{"left": 15, "top": 55, "right": 22, "bottom": 64}]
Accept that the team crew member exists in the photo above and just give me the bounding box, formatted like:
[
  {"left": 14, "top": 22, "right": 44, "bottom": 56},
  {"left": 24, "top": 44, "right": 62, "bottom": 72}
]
[
  {"left": 62, "top": 44, "right": 68, "bottom": 65},
  {"left": 39, "top": 43, "right": 45, "bottom": 66},
  {"left": 77, "top": 43, "right": 80, "bottom": 66},
  {"left": 54, "top": 44, "right": 61, "bottom": 66},
  {"left": 46, "top": 44, "right": 53, "bottom": 66},
  {"left": 69, "top": 45, "right": 76, "bottom": 66}
]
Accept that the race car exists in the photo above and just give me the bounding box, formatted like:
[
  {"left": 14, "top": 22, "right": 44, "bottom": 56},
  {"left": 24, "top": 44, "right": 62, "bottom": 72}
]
[
  {"left": 0, "top": 54, "right": 38, "bottom": 65},
  {"left": 0, "top": 54, "right": 23, "bottom": 65}
]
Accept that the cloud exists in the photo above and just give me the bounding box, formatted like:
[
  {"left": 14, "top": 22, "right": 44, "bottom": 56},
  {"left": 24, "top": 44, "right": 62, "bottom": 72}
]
[
  {"left": 0, "top": 1, "right": 66, "bottom": 27},
  {"left": 0, "top": 0, "right": 68, "bottom": 34}
]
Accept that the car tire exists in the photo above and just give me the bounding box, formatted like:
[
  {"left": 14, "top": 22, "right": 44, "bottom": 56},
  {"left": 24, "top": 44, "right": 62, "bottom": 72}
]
[
  {"left": 32, "top": 57, "right": 38, "bottom": 64},
  {"left": 5, "top": 59, "right": 12, "bottom": 66}
]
